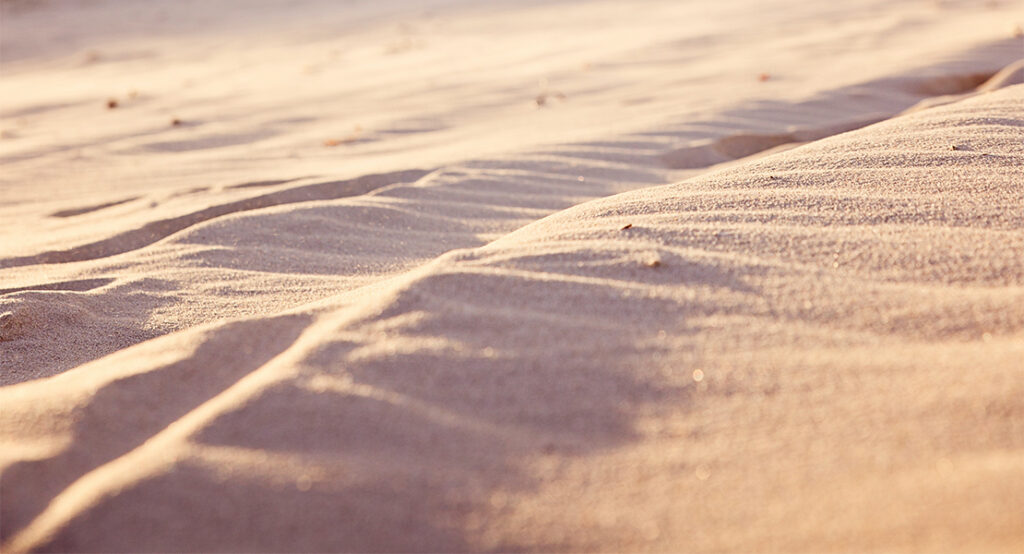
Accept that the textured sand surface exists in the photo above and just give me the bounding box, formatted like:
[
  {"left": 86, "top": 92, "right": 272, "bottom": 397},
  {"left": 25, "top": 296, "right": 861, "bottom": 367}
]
[{"left": 1, "top": 0, "right": 1023, "bottom": 551}]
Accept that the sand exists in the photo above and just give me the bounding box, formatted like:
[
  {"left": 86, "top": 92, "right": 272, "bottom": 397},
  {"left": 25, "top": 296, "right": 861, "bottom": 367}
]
[{"left": 1, "top": 0, "right": 1023, "bottom": 551}]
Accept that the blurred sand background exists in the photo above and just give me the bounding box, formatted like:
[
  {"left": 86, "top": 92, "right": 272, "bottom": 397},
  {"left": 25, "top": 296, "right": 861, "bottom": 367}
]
[{"left": 1, "top": 0, "right": 1023, "bottom": 551}]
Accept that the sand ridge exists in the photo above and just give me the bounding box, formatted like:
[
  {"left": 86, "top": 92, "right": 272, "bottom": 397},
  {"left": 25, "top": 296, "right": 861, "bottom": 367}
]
[
  {"left": 3, "top": 81, "right": 1024, "bottom": 553},
  {"left": 1, "top": 0, "right": 1024, "bottom": 551},
  {"left": 2, "top": 30, "right": 1022, "bottom": 383}
]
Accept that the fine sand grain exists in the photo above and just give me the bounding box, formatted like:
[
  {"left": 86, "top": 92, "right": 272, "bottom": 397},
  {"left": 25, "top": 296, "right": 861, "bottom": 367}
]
[{"left": 1, "top": 0, "right": 1023, "bottom": 551}]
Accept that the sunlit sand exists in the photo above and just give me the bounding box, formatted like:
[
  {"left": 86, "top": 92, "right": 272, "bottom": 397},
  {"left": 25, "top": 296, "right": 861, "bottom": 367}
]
[{"left": 2, "top": 0, "right": 1022, "bottom": 551}]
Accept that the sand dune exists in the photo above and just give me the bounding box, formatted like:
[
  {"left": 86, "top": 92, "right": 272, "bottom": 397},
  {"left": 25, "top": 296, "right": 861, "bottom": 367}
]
[
  {"left": 3, "top": 81, "right": 1023, "bottom": 553},
  {"left": 1, "top": 0, "right": 1023, "bottom": 551}
]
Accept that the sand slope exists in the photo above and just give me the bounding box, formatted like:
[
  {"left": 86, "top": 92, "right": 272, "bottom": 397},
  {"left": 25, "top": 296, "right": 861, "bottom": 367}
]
[
  {"left": 3, "top": 80, "right": 1023, "bottom": 552},
  {"left": 2, "top": 0, "right": 1024, "bottom": 551},
  {"left": 2, "top": 0, "right": 1023, "bottom": 385}
]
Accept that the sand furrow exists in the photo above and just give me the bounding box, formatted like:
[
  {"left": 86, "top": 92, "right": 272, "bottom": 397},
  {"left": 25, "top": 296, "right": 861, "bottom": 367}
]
[{"left": 0, "top": 170, "right": 430, "bottom": 269}]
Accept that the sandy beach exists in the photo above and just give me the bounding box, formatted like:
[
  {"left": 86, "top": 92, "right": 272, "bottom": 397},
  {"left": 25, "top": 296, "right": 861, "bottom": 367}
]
[{"left": 1, "top": 0, "right": 1023, "bottom": 551}]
